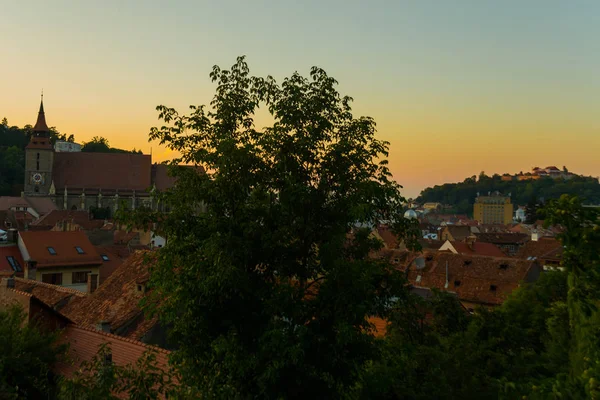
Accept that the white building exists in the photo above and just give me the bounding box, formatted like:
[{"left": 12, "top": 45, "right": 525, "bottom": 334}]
[{"left": 54, "top": 141, "right": 82, "bottom": 152}]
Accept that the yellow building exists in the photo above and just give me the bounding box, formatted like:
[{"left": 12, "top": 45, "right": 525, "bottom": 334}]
[{"left": 473, "top": 194, "right": 513, "bottom": 225}]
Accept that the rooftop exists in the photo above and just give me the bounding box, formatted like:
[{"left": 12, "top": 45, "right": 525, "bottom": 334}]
[{"left": 19, "top": 230, "right": 102, "bottom": 268}]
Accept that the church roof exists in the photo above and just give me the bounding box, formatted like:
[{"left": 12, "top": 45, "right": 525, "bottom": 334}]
[
  {"left": 52, "top": 152, "right": 152, "bottom": 192},
  {"left": 33, "top": 98, "right": 50, "bottom": 132}
]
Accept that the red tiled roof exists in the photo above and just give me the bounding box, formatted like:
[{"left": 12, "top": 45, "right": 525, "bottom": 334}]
[
  {"left": 516, "top": 238, "right": 564, "bottom": 261},
  {"left": 32, "top": 99, "right": 49, "bottom": 132},
  {"left": 376, "top": 225, "right": 399, "bottom": 249},
  {"left": 19, "top": 230, "right": 102, "bottom": 268},
  {"left": 474, "top": 232, "right": 529, "bottom": 245},
  {"left": 449, "top": 241, "right": 506, "bottom": 257},
  {"left": 60, "top": 251, "right": 157, "bottom": 340},
  {"left": 52, "top": 152, "right": 152, "bottom": 191},
  {"left": 441, "top": 226, "right": 471, "bottom": 241},
  {"left": 55, "top": 324, "right": 170, "bottom": 381},
  {"left": 405, "top": 252, "right": 539, "bottom": 306},
  {"left": 95, "top": 245, "right": 129, "bottom": 284},
  {"left": 114, "top": 230, "right": 139, "bottom": 245},
  {"left": 0, "top": 245, "right": 25, "bottom": 276},
  {"left": 14, "top": 277, "right": 86, "bottom": 310},
  {"left": 30, "top": 210, "right": 106, "bottom": 231},
  {"left": 0, "top": 196, "right": 57, "bottom": 215},
  {"left": 151, "top": 164, "right": 206, "bottom": 191}
]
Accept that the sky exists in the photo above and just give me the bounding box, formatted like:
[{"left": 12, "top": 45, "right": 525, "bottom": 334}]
[{"left": 2, "top": 0, "right": 599, "bottom": 198}]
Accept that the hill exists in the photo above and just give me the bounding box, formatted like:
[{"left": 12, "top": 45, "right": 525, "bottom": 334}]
[{"left": 416, "top": 172, "right": 600, "bottom": 215}]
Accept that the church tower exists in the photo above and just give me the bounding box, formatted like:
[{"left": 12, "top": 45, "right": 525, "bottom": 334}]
[{"left": 24, "top": 95, "right": 54, "bottom": 196}]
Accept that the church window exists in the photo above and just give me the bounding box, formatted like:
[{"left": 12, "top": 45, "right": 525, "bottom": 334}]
[
  {"left": 36, "top": 153, "right": 40, "bottom": 160},
  {"left": 34, "top": 187, "right": 39, "bottom": 193}
]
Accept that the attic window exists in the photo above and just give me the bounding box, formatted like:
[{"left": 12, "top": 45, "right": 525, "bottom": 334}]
[
  {"left": 137, "top": 284, "right": 146, "bottom": 293},
  {"left": 101, "top": 254, "right": 110, "bottom": 261},
  {"left": 464, "top": 260, "right": 472, "bottom": 266},
  {"left": 393, "top": 258, "right": 399, "bottom": 264},
  {"left": 75, "top": 246, "right": 85, "bottom": 254},
  {"left": 499, "top": 263, "right": 509, "bottom": 270},
  {"left": 47, "top": 247, "right": 57, "bottom": 255},
  {"left": 454, "top": 280, "right": 461, "bottom": 287},
  {"left": 6, "top": 256, "right": 22, "bottom": 272},
  {"left": 489, "top": 284, "right": 497, "bottom": 292}
]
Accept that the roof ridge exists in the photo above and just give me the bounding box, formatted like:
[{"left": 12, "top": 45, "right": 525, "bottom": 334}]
[
  {"left": 8, "top": 288, "right": 34, "bottom": 298},
  {"left": 70, "top": 324, "right": 171, "bottom": 355},
  {"left": 15, "top": 277, "right": 88, "bottom": 297}
]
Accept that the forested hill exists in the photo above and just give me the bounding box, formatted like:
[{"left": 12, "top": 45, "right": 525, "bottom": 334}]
[
  {"left": 416, "top": 173, "right": 600, "bottom": 215},
  {"left": 0, "top": 118, "right": 141, "bottom": 196}
]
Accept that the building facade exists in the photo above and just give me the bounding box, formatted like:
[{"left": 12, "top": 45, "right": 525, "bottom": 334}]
[
  {"left": 23, "top": 98, "right": 186, "bottom": 213},
  {"left": 473, "top": 194, "right": 513, "bottom": 225}
]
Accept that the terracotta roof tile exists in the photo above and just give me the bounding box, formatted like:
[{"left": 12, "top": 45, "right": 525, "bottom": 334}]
[
  {"left": 30, "top": 210, "right": 106, "bottom": 231},
  {"left": 14, "top": 277, "right": 86, "bottom": 311},
  {"left": 95, "top": 245, "right": 129, "bottom": 284},
  {"left": 55, "top": 324, "right": 170, "bottom": 384},
  {"left": 474, "top": 232, "right": 529, "bottom": 245},
  {"left": 405, "top": 252, "right": 540, "bottom": 306},
  {"left": 376, "top": 225, "right": 399, "bottom": 249},
  {"left": 0, "top": 245, "right": 25, "bottom": 276},
  {"left": 52, "top": 152, "right": 152, "bottom": 191},
  {"left": 449, "top": 241, "right": 507, "bottom": 257},
  {"left": 60, "top": 251, "right": 158, "bottom": 340},
  {"left": 19, "top": 230, "right": 102, "bottom": 268},
  {"left": 516, "top": 238, "right": 564, "bottom": 261}
]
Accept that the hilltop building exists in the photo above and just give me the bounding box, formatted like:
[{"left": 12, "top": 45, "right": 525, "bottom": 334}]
[
  {"left": 23, "top": 97, "right": 192, "bottom": 212},
  {"left": 473, "top": 193, "right": 513, "bottom": 225}
]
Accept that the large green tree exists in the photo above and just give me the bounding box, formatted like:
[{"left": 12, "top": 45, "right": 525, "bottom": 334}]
[{"left": 126, "top": 56, "right": 419, "bottom": 398}]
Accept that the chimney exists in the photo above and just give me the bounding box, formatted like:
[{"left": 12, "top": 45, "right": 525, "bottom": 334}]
[
  {"left": 96, "top": 321, "right": 111, "bottom": 333},
  {"left": 466, "top": 235, "right": 476, "bottom": 250},
  {"left": 7, "top": 229, "right": 18, "bottom": 244}
]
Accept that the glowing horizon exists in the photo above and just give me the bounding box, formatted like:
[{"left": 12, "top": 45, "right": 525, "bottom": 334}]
[{"left": 2, "top": 1, "right": 599, "bottom": 198}]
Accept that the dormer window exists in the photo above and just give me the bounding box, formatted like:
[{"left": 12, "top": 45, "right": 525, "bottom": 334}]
[
  {"left": 137, "top": 284, "right": 146, "bottom": 293},
  {"left": 75, "top": 246, "right": 85, "bottom": 254},
  {"left": 47, "top": 247, "right": 57, "bottom": 255},
  {"left": 499, "top": 263, "right": 509, "bottom": 270},
  {"left": 454, "top": 280, "right": 461, "bottom": 287},
  {"left": 101, "top": 254, "right": 110, "bottom": 261},
  {"left": 489, "top": 284, "right": 497, "bottom": 292},
  {"left": 464, "top": 260, "right": 472, "bottom": 266}
]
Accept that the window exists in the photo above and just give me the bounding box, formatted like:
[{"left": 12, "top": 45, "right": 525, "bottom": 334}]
[
  {"left": 499, "top": 263, "right": 509, "bottom": 270},
  {"left": 454, "top": 280, "right": 461, "bottom": 287},
  {"left": 72, "top": 271, "right": 91, "bottom": 284},
  {"left": 464, "top": 260, "right": 472, "bottom": 266},
  {"left": 42, "top": 273, "right": 63, "bottom": 285},
  {"left": 36, "top": 161, "right": 40, "bottom": 170},
  {"left": 36, "top": 153, "right": 40, "bottom": 160},
  {"left": 101, "top": 254, "right": 110, "bottom": 261},
  {"left": 47, "top": 247, "right": 57, "bottom": 255},
  {"left": 6, "top": 256, "right": 22, "bottom": 272},
  {"left": 75, "top": 246, "right": 85, "bottom": 254},
  {"left": 489, "top": 284, "right": 497, "bottom": 292}
]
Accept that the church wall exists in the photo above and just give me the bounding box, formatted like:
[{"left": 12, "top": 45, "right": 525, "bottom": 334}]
[{"left": 24, "top": 149, "right": 54, "bottom": 195}]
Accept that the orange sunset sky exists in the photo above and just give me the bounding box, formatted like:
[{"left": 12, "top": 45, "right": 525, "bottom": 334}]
[{"left": 2, "top": 1, "right": 599, "bottom": 198}]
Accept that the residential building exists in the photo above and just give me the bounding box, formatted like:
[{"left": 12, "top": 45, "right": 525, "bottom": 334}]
[
  {"left": 402, "top": 252, "right": 541, "bottom": 310},
  {"left": 474, "top": 232, "right": 529, "bottom": 256},
  {"left": 439, "top": 225, "right": 471, "bottom": 242},
  {"left": 0, "top": 244, "right": 25, "bottom": 278},
  {"left": 18, "top": 231, "right": 103, "bottom": 292},
  {"left": 438, "top": 239, "right": 506, "bottom": 257},
  {"left": 516, "top": 237, "right": 564, "bottom": 271},
  {"left": 515, "top": 206, "right": 526, "bottom": 222},
  {"left": 54, "top": 140, "right": 82, "bottom": 153},
  {"left": 473, "top": 193, "right": 513, "bottom": 225}
]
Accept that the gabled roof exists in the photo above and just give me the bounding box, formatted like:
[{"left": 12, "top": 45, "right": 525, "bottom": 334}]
[
  {"left": 52, "top": 152, "right": 152, "bottom": 192},
  {"left": 0, "top": 245, "right": 25, "bottom": 276},
  {"left": 95, "top": 245, "right": 129, "bottom": 284},
  {"left": 0, "top": 196, "right": 57, "bottom": 215},
  {"left": 14, "top": 277, "right": 86, "bottom": 311},
  {"left": 30, "top": 210, "right": 106, "bottom": 231},
  {"left": 516, "top": 238, "right": 564, "bottom": 261},
  {"left": 55, "top": 324, "right": 170, "bottom": 381},
  {"left": 60, "top": 251, "right": 158, "bottom": 340},
  {"left": 404, "top": 252, "right": 539, "bottom": 305},
  {"left": 441, "top": 226, "right": 471, "bottom": 241},
  {"left": 447, "top": 241, "right": 507, "bottom": 257},
  {"left": 19, "top": 230, "right": 102, "bottom": 268},
  {"left": 474, "top": 232, "right": 529, "bottom": 245},
  {"left": 375, "top": 225, "right": 400, "bottom": 249}
]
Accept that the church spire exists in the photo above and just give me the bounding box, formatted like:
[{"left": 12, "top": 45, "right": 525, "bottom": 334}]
[{"left": 32, "top": 92, "right": 49, "bottom": 133}]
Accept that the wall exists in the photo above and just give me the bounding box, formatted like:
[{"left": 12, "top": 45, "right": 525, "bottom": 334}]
[
  {"left": 24, "top": 148, "right": 54, "bottom": 195},
  {"left": 36, "top": 266, "right": 99, "bottom": 292}
]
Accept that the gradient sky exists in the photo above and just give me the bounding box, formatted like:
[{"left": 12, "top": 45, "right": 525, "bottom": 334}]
[{"left": 2, "top": 0, "right": 599, "bottom": 198}]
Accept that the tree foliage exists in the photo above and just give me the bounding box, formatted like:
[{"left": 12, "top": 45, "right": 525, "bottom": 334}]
[
  {"left": 0, "top": 304, "right": 65, "bottom": 399},
  {"left": 417, "top": 173, "right": 600, "bottom": 216},
  {"left": 122, "top": 56, "right": 420, "bottom": 398}
]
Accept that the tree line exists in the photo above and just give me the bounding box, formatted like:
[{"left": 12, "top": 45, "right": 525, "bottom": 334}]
[
  {"left": 416, "top": 171, "right": 600, "bottom": 216},
  {"left": 0, "top": 119, "right": 141, "bottom": 196}
]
